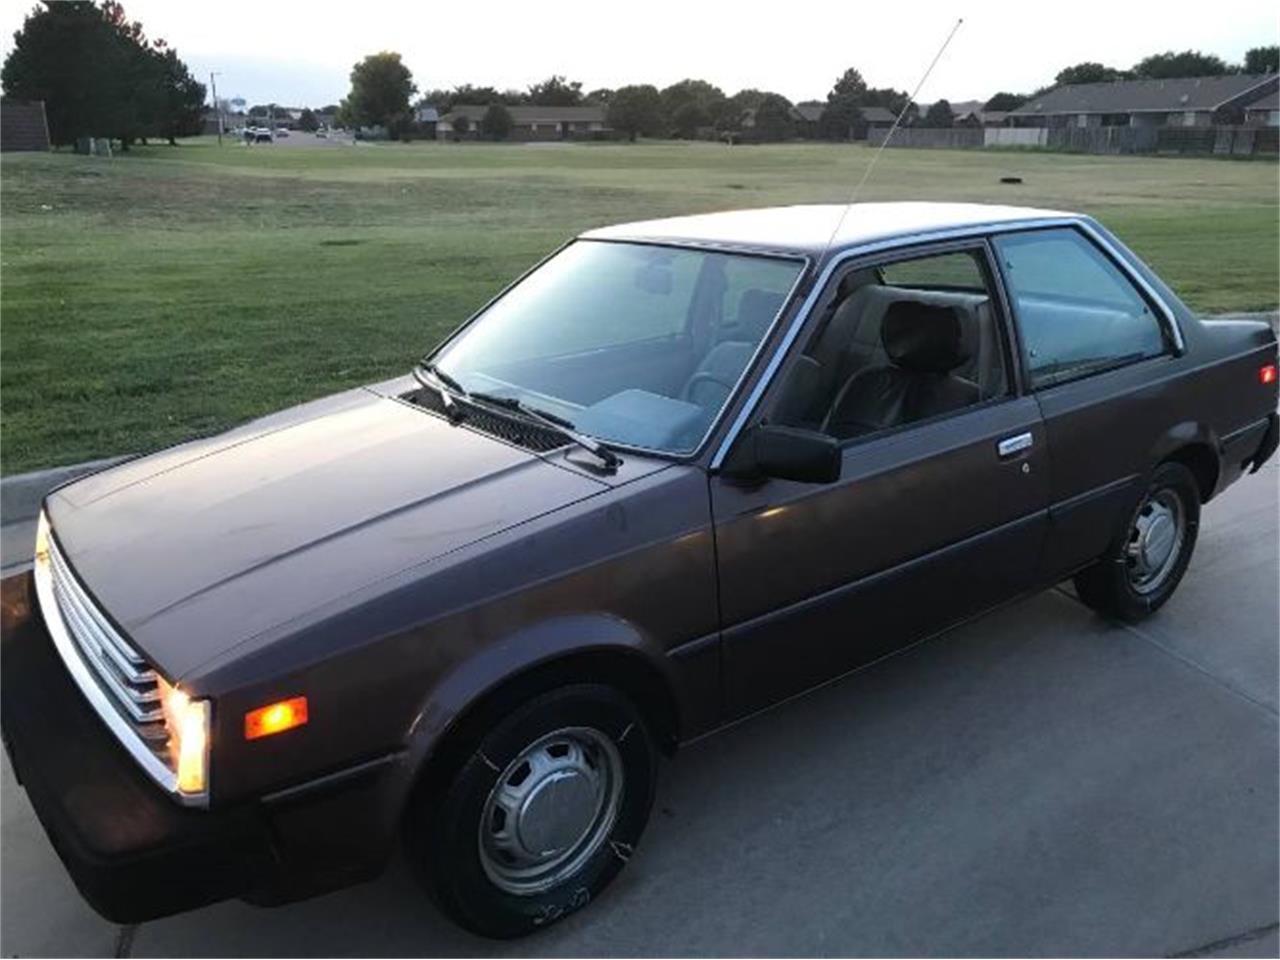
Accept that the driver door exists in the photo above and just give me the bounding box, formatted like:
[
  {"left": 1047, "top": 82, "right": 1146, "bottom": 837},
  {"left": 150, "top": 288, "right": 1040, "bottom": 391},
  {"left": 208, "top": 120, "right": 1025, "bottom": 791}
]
[{"left": 710, "top": 240, "right": 1050, "bottom": 718}]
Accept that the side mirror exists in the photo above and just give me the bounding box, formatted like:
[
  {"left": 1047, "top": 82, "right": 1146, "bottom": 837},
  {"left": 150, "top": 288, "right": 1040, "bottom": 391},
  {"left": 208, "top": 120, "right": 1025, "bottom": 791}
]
[{"left": 750, "top": 424, "right": 842, "bottom": 484}]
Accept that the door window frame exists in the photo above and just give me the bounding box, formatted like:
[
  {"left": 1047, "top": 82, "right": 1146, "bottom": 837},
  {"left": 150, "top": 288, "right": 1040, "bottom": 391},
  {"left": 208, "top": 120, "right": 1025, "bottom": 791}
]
[
  {"left": 754, "top": 237, "right": 1026, "bottom": 451},
  {"left": 988, "top": 224, "right": 1182, "bottom": 391},
  {"left": 708, "top": 216, "right": 1184, "bottom": 471}
]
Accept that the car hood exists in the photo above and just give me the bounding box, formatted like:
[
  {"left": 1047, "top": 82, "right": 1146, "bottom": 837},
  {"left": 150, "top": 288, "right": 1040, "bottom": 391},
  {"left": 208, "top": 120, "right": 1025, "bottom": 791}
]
[{"left": 46, "top": 385, "right": 609, "bottom": 679}]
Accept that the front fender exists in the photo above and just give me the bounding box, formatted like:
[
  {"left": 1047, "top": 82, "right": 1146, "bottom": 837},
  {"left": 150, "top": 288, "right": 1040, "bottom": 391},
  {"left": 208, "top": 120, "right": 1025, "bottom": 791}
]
[{"left": 399, "top": 613, "right": 681, "bottom": 797}]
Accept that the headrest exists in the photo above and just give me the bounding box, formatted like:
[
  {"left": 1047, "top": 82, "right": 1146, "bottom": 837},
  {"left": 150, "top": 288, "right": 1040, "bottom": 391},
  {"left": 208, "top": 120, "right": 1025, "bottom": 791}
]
[
  {"left": 882, "top": 300, "right": 968, "bottom": 374},
  {"left": 736, "top": 289, "right": 785, "bottom": 342}
]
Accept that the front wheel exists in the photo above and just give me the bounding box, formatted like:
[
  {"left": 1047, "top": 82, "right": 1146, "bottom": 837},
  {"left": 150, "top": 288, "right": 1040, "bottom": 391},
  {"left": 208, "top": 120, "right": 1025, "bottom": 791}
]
[
  {"left": 406, "top": 684, "right": 656, "bottom": 938},
  {"left": 1073, "top": 461, "right": 1200, "bottom": 622}
]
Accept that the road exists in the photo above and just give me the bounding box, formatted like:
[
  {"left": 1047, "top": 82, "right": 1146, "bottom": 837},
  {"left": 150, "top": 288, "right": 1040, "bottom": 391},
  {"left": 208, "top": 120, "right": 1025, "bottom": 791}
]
[{"left": 2, "top": 463, "right": 1276, "bottom": 957}]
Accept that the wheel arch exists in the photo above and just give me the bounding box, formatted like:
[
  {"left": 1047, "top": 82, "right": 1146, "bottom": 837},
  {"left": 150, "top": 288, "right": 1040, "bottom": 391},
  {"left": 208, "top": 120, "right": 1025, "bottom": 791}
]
[
  {"left": 1149, "top": 421, "right": 1221, "bottom": 503},
  {"left": 396, "top": 615, "right": 681, "bottom": 817}
]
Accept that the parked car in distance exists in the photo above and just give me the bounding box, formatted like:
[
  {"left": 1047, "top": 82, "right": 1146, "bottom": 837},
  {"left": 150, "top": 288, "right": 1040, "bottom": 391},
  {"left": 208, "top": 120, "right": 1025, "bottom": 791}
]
[
  {"left": 275, "top": 127, "right": 289, "bottom": 137},
  {"left": 315, "top": 128, "right": 327, "bottom": 138},
  {"left": 3, "top": 203, "right": 1276, "bottom": 938}
]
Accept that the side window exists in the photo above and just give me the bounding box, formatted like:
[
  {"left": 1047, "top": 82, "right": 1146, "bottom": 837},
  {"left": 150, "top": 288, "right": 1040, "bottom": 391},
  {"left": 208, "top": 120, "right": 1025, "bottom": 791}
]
[
  {"left": 993, "top": 228, "right": 1168, "bottom": 388},
  {"left": 771, "top": 247, "right": 1010, "bottom": 442},
  {"left": 881, "top": 251, "right": 988, "bottom": 293}
]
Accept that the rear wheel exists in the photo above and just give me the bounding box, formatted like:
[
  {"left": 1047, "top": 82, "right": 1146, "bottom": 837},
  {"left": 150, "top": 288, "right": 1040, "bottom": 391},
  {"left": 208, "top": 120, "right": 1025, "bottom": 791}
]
[
  {"left": 405, "top": 684, "right": 655, "bottom": 938},
  {"left": 1074, "top": 461, "right": 1200, "bottom": 622}
]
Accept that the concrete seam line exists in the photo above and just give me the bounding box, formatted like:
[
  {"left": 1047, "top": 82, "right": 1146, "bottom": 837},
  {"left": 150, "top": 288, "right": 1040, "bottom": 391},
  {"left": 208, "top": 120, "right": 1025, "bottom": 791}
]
[
  {"left": 1169, "top": 920, "right": 1279, "bottom": 958},
  {"left": 1055, "top": 585, "right": 1280, "bottom": 720}
]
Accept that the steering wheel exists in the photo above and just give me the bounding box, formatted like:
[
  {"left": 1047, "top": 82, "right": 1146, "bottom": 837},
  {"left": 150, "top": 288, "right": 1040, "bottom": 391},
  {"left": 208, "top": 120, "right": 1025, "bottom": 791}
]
[{"left": 683, "top": 371, "right": 737, "bottom": 405}]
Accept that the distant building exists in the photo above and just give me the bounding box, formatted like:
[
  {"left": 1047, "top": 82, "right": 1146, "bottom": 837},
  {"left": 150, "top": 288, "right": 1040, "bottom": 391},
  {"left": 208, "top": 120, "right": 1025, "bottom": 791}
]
[
  {"left": 790, "top": 102, "right": 823, "bottom": 137},
  {"left": 1008, "top": 74, "right": 1279, "bottom": 128},
  {"left": 413, "top": 104, "right": 439, "bottom": 138},
  {"left": 1, "top": 99, "right": 51, "bottom": 151},
  {"left": 860, "top": 106, "right": 897, "bottom": 137},
  {"left": 438, "top": 104, "right": 608, "bottom": 140},
  {"left": 1244, "top": 89, "right": 1279, "bottom": 127}
]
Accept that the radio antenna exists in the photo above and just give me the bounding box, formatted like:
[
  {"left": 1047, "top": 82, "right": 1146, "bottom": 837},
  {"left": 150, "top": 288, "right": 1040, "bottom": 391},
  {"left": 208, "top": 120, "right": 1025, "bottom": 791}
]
[{"left": 821, "top": 17, "right": 965, "bottom": 252}]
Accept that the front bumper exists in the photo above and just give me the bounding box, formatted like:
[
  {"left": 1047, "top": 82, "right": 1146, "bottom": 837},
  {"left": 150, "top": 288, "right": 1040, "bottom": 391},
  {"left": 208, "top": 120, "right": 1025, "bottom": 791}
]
[{"left": 1, "top": 573, "right": 403, "bottom": 923}]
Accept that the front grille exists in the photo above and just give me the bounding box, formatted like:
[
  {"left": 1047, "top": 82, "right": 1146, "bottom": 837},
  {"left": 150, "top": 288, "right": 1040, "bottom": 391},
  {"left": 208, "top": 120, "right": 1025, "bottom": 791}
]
[
  {"left": 46, "top": 535, "right": 172, "bottom": 763},
  {"left": 406, "top": 387, "right": 568, "bottom": 454}
]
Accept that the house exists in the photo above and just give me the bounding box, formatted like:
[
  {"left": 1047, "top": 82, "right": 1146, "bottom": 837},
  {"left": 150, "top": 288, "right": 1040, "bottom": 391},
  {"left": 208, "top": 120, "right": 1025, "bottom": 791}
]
[
  {"left": 1008, "top": 74, "right": 1279, "bottom": 128},
  {"left": 1, "top": 99, "right": 50, "bottom": 151},
  {"left": 860, "top": 105, "right": 897, "bottom": 137},
  {"left": 438, "top": 104, "right": 608, "bottom": 141},
  {"left": 954, "top": 107, "right": 1011, "bottom": 127},
  {"left": 413, "top": 104, "right": 439, "bottom": 138},
  {"left": 1244, "top": 88, "right": 1279, "bottom": 127},
  {"left": 790, "top": 102, "right": 823, "bottom": 137}
]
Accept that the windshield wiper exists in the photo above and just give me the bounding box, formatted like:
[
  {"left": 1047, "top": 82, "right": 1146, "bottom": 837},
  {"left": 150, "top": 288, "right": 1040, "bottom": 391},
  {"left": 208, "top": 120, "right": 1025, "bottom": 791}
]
[
  {"left": 468, "top": 391, "right": 621, "bottom": 471},
  {"left": 413, "top": 361, "right": 468, "bottom": 418}
]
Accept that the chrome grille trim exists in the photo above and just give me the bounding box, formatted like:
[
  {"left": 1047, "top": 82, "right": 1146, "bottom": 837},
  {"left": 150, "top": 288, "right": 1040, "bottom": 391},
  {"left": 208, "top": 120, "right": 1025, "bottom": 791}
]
[
  {"left": 47, "top": 541, "right": 165, "bottom": 724},
  {"left": 34, "top": 531, "right": 185, "bottom": 798}
]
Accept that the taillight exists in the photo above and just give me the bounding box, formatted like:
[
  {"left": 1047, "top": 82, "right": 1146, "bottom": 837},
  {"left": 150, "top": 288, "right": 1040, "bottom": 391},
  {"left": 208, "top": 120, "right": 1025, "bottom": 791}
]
[{"left": 1261, "top": 363, "right": 1278, "bottom": 386}]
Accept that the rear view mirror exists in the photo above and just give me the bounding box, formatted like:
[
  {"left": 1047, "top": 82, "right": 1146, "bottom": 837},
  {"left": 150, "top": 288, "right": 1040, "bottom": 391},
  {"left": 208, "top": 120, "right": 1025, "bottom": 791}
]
[{"left": 751, "top": 425, "right": 841, "bottom": 484}]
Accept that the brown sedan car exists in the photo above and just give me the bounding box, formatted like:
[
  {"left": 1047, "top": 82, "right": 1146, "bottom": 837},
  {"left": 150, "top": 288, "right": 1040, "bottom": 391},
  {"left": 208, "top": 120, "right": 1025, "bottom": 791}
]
[{"left": 3, "top": 203, "right": 1277, "bottom": 937}]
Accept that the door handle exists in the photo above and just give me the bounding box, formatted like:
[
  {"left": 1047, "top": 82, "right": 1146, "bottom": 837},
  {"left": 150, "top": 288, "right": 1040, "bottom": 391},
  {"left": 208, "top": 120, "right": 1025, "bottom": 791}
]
[{"left": 997, "top": 432, "right": 1033, "bottom": 458}]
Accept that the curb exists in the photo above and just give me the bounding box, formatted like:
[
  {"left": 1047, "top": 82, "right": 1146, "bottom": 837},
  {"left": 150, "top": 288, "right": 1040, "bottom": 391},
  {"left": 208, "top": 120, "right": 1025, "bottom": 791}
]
[{"left": 1, "top": 456, "right": 130, "bottom": 526}]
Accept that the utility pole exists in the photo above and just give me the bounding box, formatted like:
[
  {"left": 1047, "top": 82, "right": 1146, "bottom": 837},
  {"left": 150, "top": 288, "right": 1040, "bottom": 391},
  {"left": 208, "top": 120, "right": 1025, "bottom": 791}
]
[{"left": 210, "top": 72, "right": 223, "bottom": 145}]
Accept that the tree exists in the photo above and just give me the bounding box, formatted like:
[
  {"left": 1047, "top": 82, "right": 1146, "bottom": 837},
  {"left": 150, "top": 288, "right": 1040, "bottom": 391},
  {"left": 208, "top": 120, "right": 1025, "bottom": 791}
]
[
  {"left": 829, "top": 67, "right": 868, "bottom": 102},
  {"left": 1055, "top": 62, "right": 1128, "bottom": 85},
  {"left": 298, "top": 107, "right": 320, "bottom": 131},
  {"left": 2, "top": 0, "right": 204, "bottom": 147},
  {"left": 344, "top": 51, "right": 416, "bottom": 135},
  {"left": 863, "top": 86, "right": 913, "bottom": 117},
  {"left": 751, "top": 92, "right": 794, "bottom": 141},
  {"left": 606, "top": 84, "right": 662, "bottom": 142},
  {"left": 984, "top": 91, "right": 1027, "bottom": 111},
  {"left": 525, "top": 74, "right": 582, "bottom": 106},
  {"left": 150, "top": 46, "right": 206, "bottom": 143},
  {"left": 922, "top": 99, "right": 954, "bottom": 127},
  {"left": 1242, "top": 45, "right": 1279, "bottom": 74},
  {"left": 451, "top": 113, "right": 471, "bottom": 139},
  {"left": 1134, "top": 50, "right": 1229, "bottom": 78},
  {"left": 586, "top": 87, "right": 613, "bottom": 105},
  {"left": 817, "top": 67, "right": 869, "bottom": 140},
  {"left": 479, "top": 103, "right": 513, "bottom": 140},
  {"left": 660, "top": 79, "right": 727, "bottom": 137}
]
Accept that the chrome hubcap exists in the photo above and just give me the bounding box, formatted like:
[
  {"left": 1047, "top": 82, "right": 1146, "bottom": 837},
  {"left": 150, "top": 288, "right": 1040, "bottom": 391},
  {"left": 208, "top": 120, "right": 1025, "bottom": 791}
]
[
  {"left": 1125, "top": 489, "right": 1185, "bottom": 594},
  {"left": 478, "top": 727, "right": 623, "bottom": 896}
]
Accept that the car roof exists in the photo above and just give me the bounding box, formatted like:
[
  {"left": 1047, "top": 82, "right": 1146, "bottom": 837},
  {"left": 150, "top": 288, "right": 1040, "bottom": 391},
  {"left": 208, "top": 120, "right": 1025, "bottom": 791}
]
[{"left": 581, "top": 202, "right": 1077, "bottom": 257}]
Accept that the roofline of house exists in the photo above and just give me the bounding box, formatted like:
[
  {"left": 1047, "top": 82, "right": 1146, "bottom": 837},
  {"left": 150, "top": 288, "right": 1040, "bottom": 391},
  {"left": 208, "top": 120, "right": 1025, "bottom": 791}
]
[{"left": 1010, "top": 74, "right": 1279, "bottom": 116}]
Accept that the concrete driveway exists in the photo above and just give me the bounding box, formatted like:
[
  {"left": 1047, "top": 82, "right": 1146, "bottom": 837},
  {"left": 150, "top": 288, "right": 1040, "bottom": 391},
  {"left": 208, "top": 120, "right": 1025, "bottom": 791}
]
[{"left": 2, "top": 464, "right": 1276, "bottom": 958}]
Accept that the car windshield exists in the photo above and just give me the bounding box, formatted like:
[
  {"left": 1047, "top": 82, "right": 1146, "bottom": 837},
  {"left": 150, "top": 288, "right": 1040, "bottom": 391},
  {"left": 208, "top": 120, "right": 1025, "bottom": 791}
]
[{"left": 432, "top": 240, "right": 804, "bottom": 455}]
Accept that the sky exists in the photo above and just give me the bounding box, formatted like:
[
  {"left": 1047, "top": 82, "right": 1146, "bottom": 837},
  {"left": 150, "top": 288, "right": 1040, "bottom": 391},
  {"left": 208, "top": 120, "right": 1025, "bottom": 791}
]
[{"left": 2, "top": 0, "right": 1276, "bottom": 108}]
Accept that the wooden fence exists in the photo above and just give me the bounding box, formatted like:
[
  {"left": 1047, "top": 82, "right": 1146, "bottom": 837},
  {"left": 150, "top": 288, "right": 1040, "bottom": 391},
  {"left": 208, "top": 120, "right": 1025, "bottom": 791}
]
[{"left": 869, "top": 123, "right": 1277, "bottom": 156}]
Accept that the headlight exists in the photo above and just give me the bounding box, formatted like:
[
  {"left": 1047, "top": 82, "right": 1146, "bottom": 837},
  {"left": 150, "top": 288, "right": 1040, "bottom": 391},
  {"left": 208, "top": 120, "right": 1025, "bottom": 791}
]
[
  {"left": 157, "top": 675, "right": 211, "bottom": 797},
  {"left": 34, "top": 510, "right": 50, "bottom": 566}
]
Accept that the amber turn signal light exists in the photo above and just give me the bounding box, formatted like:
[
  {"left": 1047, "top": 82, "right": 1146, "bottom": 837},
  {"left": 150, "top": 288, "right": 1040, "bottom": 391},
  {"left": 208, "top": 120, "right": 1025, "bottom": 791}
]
[
  {"left": 245, "top": 696, "right": 308, "bottom": 740},
  {"left": 1261, "top": 363, "right": 1277, "bottom": 386}
]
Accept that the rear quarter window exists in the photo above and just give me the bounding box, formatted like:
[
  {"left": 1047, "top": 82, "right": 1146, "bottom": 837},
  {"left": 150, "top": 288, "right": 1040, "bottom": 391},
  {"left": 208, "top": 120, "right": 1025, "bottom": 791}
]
[{"left": 994, "top": 227, "right": 1168, "bottom": 388}]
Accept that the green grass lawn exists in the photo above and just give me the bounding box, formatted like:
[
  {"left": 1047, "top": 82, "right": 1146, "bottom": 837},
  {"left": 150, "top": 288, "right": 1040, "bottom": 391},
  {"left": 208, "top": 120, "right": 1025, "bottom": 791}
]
[{"left": 1, "top": 138, "right": 1276, "bottom": 474}]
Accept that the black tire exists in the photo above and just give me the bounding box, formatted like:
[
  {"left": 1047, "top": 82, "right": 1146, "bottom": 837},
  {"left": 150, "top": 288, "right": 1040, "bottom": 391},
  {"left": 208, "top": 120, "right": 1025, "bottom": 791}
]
[
  {"left": 405, "top": 683, "right": 656, "bottom": 939},
  {"left": 1073, "top": 461, "right": 1201, "bottom": 622}
]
